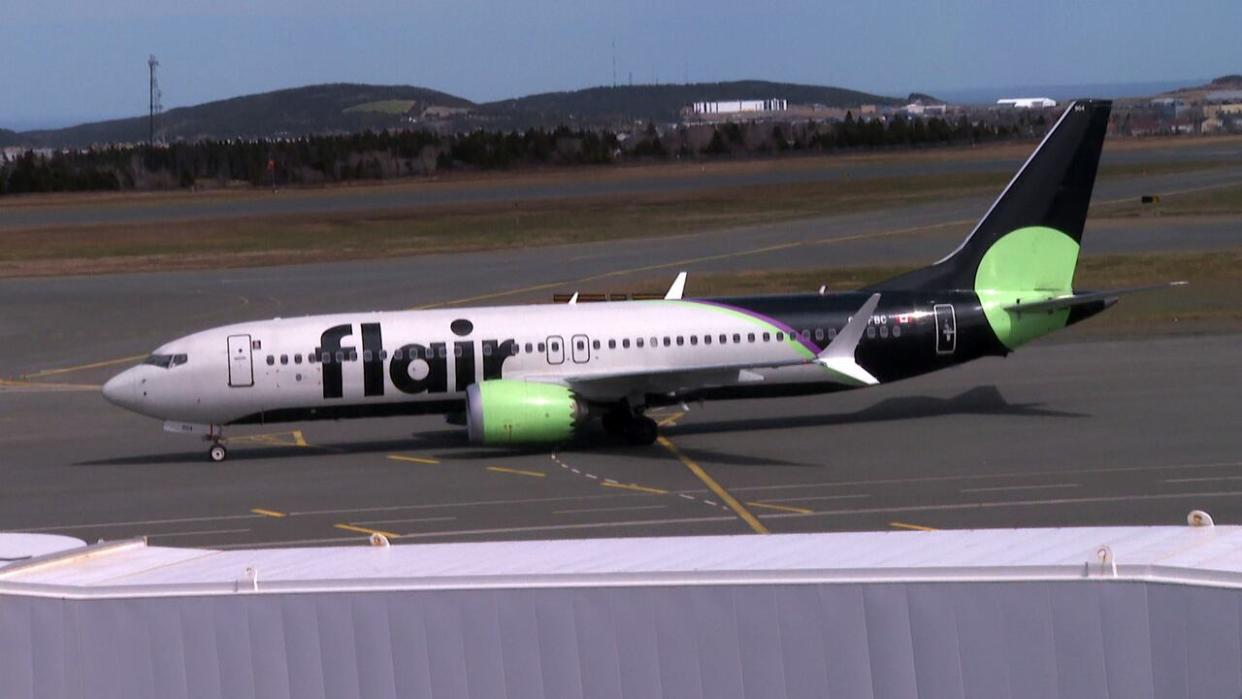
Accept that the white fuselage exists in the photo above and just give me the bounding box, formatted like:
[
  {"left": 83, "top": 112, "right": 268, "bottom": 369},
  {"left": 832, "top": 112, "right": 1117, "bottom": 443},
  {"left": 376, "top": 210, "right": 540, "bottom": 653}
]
[{"left": 103, "top": 300, "right": 834, "bottom": 427}]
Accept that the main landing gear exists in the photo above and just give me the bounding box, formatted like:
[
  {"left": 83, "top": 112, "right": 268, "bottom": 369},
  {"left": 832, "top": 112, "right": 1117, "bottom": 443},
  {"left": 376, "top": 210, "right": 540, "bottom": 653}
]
[{"left": 602, "top": 409, "right": 659, "bottom": 446}]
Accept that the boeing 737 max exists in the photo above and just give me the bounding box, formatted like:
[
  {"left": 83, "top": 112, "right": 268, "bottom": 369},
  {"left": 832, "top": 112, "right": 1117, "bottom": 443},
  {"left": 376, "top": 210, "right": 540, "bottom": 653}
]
[{"left": 102, "top": 100, "right": 1179, "bottom": 461}]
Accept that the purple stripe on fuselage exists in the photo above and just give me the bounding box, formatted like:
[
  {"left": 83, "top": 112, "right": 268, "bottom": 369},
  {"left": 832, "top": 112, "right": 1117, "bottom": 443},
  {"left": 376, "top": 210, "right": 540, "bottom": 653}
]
[{"left": 689, "top": 300, "right": 823, "bottom": 355}]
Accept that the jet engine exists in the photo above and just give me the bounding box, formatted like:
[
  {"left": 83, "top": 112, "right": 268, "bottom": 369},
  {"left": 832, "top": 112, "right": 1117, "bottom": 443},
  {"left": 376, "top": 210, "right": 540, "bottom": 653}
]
[{"left": 465, "top": 380, "right": 584, "bottom": 444}]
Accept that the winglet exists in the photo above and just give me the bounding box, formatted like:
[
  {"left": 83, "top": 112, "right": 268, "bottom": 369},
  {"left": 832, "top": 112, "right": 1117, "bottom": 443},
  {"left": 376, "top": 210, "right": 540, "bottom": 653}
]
[
  {"left": 664, "top": 272, "right": 688, "bottom": 300},
  {"left": 815, "top": 293, "right": 881, "bottom": 386},
  {"left": 567, "top": 292, "right": 579, "bottom": 305}
]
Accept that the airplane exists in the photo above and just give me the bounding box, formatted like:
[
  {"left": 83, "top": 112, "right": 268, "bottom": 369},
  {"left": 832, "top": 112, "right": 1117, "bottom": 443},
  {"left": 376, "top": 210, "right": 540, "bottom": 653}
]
[{"left": 103, "top": 99, "right": 1180, "bottom": 462}]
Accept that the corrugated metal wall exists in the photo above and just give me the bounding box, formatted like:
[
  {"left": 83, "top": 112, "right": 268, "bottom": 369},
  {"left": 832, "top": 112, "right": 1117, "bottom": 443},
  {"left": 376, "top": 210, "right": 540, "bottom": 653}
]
[{"left": 2, "top": 580, "right": 1238, "bottom": 699}]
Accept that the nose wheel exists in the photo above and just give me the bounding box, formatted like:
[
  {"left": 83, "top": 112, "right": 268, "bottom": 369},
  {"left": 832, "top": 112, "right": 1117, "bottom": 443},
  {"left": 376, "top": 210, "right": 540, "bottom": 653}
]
[{"left": 208, "top": 443, "right": 228, "bottom": 462}]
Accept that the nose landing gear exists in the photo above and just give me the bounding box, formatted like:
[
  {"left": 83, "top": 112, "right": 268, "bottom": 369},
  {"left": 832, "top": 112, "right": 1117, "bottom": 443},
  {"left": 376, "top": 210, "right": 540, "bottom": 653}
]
[{"left": 208, "top": 442, "right": 228, "bottom": 462}]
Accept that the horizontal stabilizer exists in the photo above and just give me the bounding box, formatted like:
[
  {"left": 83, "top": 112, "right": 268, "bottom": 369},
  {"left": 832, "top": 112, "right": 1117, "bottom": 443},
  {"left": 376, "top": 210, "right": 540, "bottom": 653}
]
[
  {"left": 1004, "top": 281, "right": 1187, "bottom": 314},
  {"left": 815, "top": 293, "right": 881, "bottom": 386}
]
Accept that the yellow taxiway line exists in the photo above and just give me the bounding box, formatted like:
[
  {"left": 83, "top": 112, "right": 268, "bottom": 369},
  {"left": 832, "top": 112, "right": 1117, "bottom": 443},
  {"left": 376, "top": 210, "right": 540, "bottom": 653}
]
[
  {"left": 486, "top": 466, "right": 546, "bottom": 478},
  {"left": 746, "top": 501, "right": 813, "bottom": 515},
  {"left": 600, "top": 481, "right": 668, "bottom": 495},
  {"left": 657, "top": 436, "right": 768, "bottom": 534},
  {"left": 889, "top": 521, "right": 939, "bottom": 532},
  {"left": 21, "top": 354, "right": 146, "bottom": 379},
  {"left": 387, "top": 454, "right": 441, "bottom": 465},
  {"left": 250, "top": 508, "right": 287, "bottom": 518},
  {"left": 334, "top": 523, "right": 400, "bottom": 538}
]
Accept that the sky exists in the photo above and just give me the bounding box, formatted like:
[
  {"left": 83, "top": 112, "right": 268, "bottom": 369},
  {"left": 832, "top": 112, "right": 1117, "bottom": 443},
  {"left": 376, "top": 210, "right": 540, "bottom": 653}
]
[{"left": 2, "top": 0, "right": 1239, "bottom": 129}]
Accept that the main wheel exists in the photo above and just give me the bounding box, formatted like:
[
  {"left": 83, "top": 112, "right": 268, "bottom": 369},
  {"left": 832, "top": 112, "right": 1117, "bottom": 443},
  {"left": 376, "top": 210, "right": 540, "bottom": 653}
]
[
  {"left": 623, "top": 416, "right": 659, "bottom": 446},
  {"left": 208, "top": 444, "right": 228, "bottom": 462},
  {"left": 601, "top": 411, "right": 627, "bottom": 436}
]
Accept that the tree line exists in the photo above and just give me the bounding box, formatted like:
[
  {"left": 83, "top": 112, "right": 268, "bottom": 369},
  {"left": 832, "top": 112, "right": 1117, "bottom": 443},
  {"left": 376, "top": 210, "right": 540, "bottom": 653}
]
[{"left": 0, "top": 115, "right": 1036, "bottom": 196}]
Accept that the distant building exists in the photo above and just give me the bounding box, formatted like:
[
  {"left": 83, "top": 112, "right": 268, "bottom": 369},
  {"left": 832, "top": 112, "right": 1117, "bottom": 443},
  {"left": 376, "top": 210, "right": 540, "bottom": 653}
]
[
  {"left": 997, "top": 97, "right": 1057, "bottom": 109},
  {"left": 1205, "top": 90, "right": 1242, "bottom": 104},
  {"left": 691, "top": 99, "right": 787, "bottom": 115},
  {"left": 902, "top": 102, "right": 948, "bottom": 116}
]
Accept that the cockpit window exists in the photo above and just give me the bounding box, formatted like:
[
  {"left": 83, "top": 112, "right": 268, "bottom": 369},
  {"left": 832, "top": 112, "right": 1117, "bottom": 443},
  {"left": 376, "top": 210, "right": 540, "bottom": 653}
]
[{"left": 143, "top": 353, "right": 188, "bottom": 369}]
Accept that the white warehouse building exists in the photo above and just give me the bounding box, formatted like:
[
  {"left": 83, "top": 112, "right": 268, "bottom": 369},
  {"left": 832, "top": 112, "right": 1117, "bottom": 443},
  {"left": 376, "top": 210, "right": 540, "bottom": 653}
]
[
  {"left": 997, "top": 97, "right": 1058, "bottom": 109},
  {"left": 692, "top": 98, "right": 788, "bottom": 115}
]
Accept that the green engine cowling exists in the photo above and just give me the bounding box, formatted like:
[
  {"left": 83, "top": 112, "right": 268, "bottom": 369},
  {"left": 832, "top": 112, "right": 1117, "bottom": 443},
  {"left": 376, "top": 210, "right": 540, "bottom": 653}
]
[{"left": 465, "top": 380, "right": 583, "bottom": 445}]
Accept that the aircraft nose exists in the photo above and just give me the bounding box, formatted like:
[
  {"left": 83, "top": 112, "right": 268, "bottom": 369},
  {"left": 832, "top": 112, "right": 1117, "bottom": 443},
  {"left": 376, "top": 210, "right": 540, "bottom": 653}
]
[{"left": 102, "top": 369, "right": 138, "bottom": 410}]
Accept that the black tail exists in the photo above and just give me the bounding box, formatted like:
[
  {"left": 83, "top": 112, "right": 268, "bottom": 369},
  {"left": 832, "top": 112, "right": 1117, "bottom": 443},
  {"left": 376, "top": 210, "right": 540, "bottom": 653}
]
[{"left": 870, "top": 99, "right": 1112, "bottom": 292}]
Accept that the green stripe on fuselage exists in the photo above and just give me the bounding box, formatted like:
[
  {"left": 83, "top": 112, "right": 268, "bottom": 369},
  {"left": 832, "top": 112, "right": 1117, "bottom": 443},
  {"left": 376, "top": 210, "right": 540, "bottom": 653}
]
[{"left": 975, "top": 225, "right": 1079, "bottom": 350}]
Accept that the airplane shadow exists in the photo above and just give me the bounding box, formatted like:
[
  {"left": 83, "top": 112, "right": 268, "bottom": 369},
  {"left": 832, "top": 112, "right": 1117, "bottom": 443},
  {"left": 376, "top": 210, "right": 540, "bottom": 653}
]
[
  {"left": 77, "top": 385, "right": 1081, "bottom": 467},
  {"left": 668, "top": 385, "right": 1085, "bottom": 439}
]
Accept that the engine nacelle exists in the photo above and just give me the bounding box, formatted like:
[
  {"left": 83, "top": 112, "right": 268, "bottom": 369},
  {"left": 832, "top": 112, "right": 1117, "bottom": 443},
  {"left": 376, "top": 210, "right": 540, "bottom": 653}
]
[{"left": 465, "top": 380, "right": 583, "bottom": 445}]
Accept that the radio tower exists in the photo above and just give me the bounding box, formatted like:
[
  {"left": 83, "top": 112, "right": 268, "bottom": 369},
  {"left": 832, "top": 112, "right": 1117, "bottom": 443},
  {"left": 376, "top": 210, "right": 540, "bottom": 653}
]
[{"left": 148, "top": 55, "right": 163, "bottom": 145}]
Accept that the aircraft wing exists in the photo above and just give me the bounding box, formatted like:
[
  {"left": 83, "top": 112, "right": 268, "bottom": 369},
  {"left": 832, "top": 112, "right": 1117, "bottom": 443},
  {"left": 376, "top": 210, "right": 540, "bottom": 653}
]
[
  {"left": 524, "top": 294, "right": 882, "bottom": 401},
  {"left": 1004, "top": 282, "right": 1186, "bottom": 314}
]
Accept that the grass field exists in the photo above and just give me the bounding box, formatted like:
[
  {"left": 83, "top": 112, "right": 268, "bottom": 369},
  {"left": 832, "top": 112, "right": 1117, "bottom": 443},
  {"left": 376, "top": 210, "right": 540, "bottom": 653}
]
[{"left": 2, "top": 155, "right": 1238, "bottom": 278}]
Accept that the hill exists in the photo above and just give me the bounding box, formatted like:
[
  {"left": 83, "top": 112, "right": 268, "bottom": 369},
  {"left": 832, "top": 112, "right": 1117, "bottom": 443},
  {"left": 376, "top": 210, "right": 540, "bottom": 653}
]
[
  {"left": 1158, "top": 74, "right": 1242, "bottom": 100},
  {"left": 480, "top": 80, "right": 902, "bottom": 125},
  {"left": 0, "top": 128, "right": 18, "bottom": 148},
  {"left": 16, "top": 84, "right": 475, "bottom": 148}
]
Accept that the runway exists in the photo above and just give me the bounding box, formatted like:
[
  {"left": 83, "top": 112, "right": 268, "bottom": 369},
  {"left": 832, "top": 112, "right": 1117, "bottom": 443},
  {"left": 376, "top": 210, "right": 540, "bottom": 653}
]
[{"left": 2, "top": 143, "right": 1240, "bottom": 547}]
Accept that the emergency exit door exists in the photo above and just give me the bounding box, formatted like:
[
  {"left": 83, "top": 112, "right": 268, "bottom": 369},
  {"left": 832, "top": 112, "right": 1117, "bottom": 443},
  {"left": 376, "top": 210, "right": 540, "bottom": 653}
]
[{"left": 227, "top": 334, "right": 254, "bottom": 387}]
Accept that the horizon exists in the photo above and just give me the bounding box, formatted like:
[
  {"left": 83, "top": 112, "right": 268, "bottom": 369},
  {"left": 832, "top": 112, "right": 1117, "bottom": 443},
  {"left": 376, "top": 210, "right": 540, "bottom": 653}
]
[
  {"left": 3, "top": 0, "right": 1238, "bottom": 130},
  {"left": 2, "top": 76, "right": 1221, "bottom": 133}
]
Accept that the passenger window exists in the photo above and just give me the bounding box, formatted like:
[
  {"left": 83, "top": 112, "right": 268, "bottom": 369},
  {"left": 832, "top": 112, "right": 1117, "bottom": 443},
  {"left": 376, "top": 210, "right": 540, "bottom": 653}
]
[
  {"left": 438, "top": 347, "right": 447, "bottom": 358},
  {"left": 550, "top": 341, "right": 560, "bottom": 352},
  {"left": 335, "top": 351, "right": 344, "bottom": 362},
  {"left": 636, "top": 338, "right": 645, "bottom": 348},
  {"left": 650, "top": 337, "right": 657, "bottom": 347},
  {"left": 483, "top": 344, "right": 493, "bottom": 356},
  {"left": 867, "top": 326, "right": 876, "bottom": 338},
  {"left": 801, "top": 330, "right": 811, "bottom": 339},
  {"left": 663, "top": 337, "right": 671, "bottom": 347},
  {"left": 775, "top": 332, "right": 783, "bottom": 342},
  {"left": 815, "top": 328, "right": 825, "bottom": 341},
  {"left": 763, "top": 332, "right": 771, "bottom": 342},
  {"left": 363, "top": 350, "right": 373, "bottom": 362},
  {"left": 734, "top": 333, "right": 742, "bottom": 343},
  {"left": 704, "top": 335, "right": 711, "bottom": 345},
  {"left": 829, "top": 328, "right": 838, "bottom": 340},
  {"left": 676, "top": 336, "right": 684, "bottom": 346},
  {"left": 348, "top": 350, "right": 358, "bottom": 362},
  {"left": 266, "top": 355, "right": 275, "bottom": 366},
  {"left": 747, "top": 333, "right": 755, "bottom": 342},
  {"left": 622, "top": 339, "right": 630, "bottom": 348},
  {"left": 321, "top": 352, "right": 331, "bottom": 363},
  {"left": 294, "top": 354, "right": 302, "bottom": 364},
  {"left": 608, "top": 339, "right": 617, "bottom": 349},
  {"left": 593, "top": 340, "right": 601, "bottom": 350},
  {"left": 453, "top": 345, "right": 462, "bottom": 357},
  {"left": 719, "top": 334, "right": 727, "bottom": 344},
  {"left": 393, "top": 349, "right": 403, "bottom": 361},
  {"left": 689, "top": 336, "right": 698, "bottom": 345},
  {"left": 538, "top": 342, "right": 546, "bottom": 352},
  {"left": 525, "top": 343, "right": 534, "bottom": 353},
  {"left": 880, "top": 325, "right": 890, "bottom": 338}
]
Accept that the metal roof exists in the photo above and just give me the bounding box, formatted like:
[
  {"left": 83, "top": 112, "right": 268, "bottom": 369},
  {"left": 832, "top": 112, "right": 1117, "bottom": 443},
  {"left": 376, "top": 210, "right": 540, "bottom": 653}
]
[{"left": 4, "top": 524, "right": 1242, "bottom": 599}]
